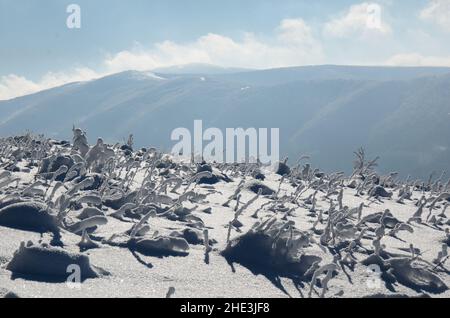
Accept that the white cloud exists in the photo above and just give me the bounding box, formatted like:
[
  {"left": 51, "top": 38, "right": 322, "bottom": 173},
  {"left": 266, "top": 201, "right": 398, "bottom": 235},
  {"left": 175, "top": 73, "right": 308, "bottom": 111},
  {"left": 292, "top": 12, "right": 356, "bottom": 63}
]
[
  {"left": 104, "top": 18, "right": 324, "bottom": 72},
  {"left": 324, "top": 2, "right": 391, "bottom": 38},
  {"left": 385, "top": 53, "right": 450, "bottom": 67},
  {"left": 420, "top": 0, "right": 450, "bottom": 32},
  {"left": 277, "top": 18, "right": 318, "bottom": 47},
  {"left": 0, "top": 75, "right": 41, "bottom": 100},
  {"left": 0, "top": 68, "right": 101, "bottom": 101},
  {"left": 1, "top": 18, "right": 324, "bottom": 101}
]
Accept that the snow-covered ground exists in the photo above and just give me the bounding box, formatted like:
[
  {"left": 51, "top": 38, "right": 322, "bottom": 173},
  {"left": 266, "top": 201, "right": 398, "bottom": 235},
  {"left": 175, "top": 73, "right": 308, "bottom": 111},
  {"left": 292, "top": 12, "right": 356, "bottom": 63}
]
[{"left": 0, "top": 134, "right": 449, "bottom": 298}]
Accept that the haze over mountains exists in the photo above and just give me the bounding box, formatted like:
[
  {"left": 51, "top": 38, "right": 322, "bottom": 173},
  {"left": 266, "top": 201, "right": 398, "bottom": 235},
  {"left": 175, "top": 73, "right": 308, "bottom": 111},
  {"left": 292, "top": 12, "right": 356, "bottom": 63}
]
[{"left": 1, "top": 64, "right": 450, "bottom": 178}]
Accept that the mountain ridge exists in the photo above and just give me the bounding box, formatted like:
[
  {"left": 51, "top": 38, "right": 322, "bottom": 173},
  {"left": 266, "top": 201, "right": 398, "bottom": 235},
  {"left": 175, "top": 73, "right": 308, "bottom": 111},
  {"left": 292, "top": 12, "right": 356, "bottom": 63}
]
[{"left": 1, "top": 65, "right": 449, "bottom": 177}]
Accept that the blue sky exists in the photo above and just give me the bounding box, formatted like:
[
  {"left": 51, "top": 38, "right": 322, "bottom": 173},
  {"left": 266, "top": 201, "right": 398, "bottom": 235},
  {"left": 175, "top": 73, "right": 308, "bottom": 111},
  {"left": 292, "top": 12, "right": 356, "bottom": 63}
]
[{"left": 1, "top": 0, "right": 450, "bottom": 99}]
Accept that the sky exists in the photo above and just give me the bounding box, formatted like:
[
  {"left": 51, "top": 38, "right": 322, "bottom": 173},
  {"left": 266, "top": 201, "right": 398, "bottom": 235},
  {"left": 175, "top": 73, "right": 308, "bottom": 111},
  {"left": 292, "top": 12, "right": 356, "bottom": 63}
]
[{"left": 1, "top": 0, "right": 450, "bottom": 100}]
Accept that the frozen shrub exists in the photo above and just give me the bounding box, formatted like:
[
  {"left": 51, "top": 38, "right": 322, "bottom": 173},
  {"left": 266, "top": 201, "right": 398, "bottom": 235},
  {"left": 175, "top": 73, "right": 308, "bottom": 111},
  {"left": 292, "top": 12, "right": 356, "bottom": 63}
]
[
  {"left": 275, "top": 158, "right": 291, "bottom": 176},
  {"left": 78, "top": 230, "right": 100, "bottom": 250},
  {"left": 251, "top": 169, "right": 265, "bottom": 180},
  {"left": 222, "top": 217, "right": 322, "bottom": 277},
  {"left": 166, "top": 287, "right": 176, "bottom": 298},
  {"left": 110, "top": 202, "right": 137, "bottom": 220},
  {"left": 170, "top": 228, "right": 216, "bottom": 246},
  {"left": 196, "top": 164, "right": 232, "bottom": 184},
  {"left": 387, "top": 258, "right": 448, "bottom": 294},
  {"left": 369, "top": 185, "right": 392, "bottom": 198},
  {"left": 245, "top": 181, "right": 275, "bottom": 196},
  {"left": 77, "top": 207, "right": 105, "bottom": 220},
  {"left": 359, "top": 210, "right": 400, "bottom": 228},
  {"left": 352, "top": 147, "right": 379, "bottom": 178},
  {"left": 132, "top": 236, "right": 190, "bottom": 257},
  {"left": 6, "top": 241, "right": 105, "bottom": 281},
  {"left": 363, "top": 255, "right": 448, "bottom": 294},
  {"left": 72, "top": 174, "right": 104, "bottom": 192},
  {"left": 0, "top": 202, "right": 59, "bottom": 235},
  {"left": 103, "top": 191, "right": 138, "bottom": 210},
  {"left": 39, "top": 155, "right": 74, "bottom": 181},
  {"left": 72, "top": 128, "right": 89, "bottom": 157},
  {"left": 433, "top": 244, "right": 448, "bottom": 266},
  {"left": 76, "top": 194, "right": 102, "bottom": 206},
  {"left": 389, "top": 223, "right": 414, "bottom": 237},
  {"left": 308, "top": 263, "right": 339, "bottom": 298},
  {"left": 67, "top": 215, "right": 108, "bottom": 234}
]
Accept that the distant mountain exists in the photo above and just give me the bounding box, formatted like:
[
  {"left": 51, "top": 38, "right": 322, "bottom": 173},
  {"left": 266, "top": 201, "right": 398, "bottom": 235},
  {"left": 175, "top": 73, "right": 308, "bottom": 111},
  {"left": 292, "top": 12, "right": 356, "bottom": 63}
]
[
  {"left": 1, "top": 65, "right": 450, "bottom": 177},
  {"left": 217, "top": 65, "right": 450, "bottom": 85},
  {"left": 153, "top": 63, "right": 250, "bottom": 75}
]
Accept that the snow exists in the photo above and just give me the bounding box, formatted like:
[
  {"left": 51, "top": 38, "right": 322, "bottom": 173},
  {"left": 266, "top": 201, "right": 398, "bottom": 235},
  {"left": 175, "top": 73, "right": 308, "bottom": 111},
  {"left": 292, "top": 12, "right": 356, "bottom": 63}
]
[{"left": 0, "top": 137, "right": 449, "bottom": 298}]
